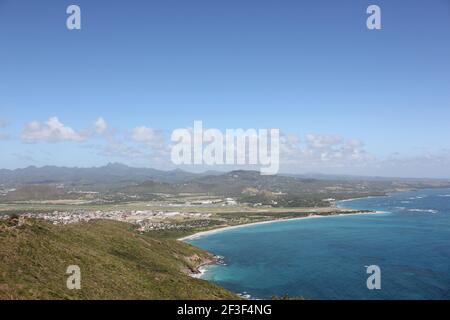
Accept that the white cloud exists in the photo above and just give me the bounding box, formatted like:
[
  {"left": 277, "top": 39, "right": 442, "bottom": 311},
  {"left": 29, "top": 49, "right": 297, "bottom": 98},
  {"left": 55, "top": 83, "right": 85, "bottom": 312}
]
[
  {"left": 131, "top": 126, "right": 165, "bottom": 148},
  {"left": 280, "top": 132, "right": 375, "bottom": 169},
  {"left": 22, "top": 117, "right": 88, "bottom": 142},
  {"left": 94, "top": 117, "right": 108, "bottom": 134},
  {"left": 305, "top": 133, "right": 342, "bottom": 149}
]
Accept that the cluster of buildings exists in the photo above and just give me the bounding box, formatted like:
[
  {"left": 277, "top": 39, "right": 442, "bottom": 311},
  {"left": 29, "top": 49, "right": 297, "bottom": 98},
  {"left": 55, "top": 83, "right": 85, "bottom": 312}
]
[
  {"left": 136, "top": 219, "right": 212, "bottom": 232},
  {"left": 0, "top": 187, "right": 16, "bottom": 196},
  {"left": 166, "top": 197, "right": 237, "bottom": 207},
  {"left": 2, "top": 209, "right": 212, "bottom": 231}
]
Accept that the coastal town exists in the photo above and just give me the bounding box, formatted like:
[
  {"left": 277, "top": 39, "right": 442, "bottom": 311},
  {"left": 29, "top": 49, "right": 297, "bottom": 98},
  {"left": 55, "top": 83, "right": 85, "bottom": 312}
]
[
  {"left": 0, "top": 208, "right": 215, "bottom": 231},
  {"left": 2, "top": 166, "right": 448, "bottom": 236},
  {"left": 0, "top": 197, "right": 372, "bottom": 237}
]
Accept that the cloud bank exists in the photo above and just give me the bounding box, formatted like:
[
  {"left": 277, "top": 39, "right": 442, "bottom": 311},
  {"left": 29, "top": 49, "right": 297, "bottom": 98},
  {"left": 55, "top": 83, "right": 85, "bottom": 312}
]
[{"left": 0, "top": 116, "right": 448, "bottom": 177}]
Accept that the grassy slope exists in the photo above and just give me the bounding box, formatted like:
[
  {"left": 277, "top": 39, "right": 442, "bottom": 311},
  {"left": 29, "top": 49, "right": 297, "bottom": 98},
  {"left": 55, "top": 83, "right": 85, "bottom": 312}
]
[{"left": 0, "top": 219, "right": 236, "bottom": 300}]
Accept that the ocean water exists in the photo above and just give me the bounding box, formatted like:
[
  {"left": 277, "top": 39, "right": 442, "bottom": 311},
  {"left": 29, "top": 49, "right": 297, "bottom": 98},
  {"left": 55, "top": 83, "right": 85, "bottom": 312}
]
[{"left": 187, "top": 188, "right": 450, "bottom": 299}]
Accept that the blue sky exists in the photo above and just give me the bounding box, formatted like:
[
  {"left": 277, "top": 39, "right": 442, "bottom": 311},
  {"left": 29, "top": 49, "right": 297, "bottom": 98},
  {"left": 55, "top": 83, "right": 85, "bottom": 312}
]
[{"left": 0, "top": 0, "right": 449, "bottom": 177}]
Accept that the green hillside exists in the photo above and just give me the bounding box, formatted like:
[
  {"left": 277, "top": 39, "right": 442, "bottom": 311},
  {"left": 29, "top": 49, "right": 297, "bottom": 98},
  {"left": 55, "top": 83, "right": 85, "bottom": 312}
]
[{"left": 0, "top": 218, "right": 237, "bottom": 300}]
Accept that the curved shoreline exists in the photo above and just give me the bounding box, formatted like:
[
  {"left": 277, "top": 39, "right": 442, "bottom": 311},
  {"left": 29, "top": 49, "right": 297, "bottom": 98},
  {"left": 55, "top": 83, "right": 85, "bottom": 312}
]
[{"left": 178, "top": 210, "right": 385, "bottom": 242}]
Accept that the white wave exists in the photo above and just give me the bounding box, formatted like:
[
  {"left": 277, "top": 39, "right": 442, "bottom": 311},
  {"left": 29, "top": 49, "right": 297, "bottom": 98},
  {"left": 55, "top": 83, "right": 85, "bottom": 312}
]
[
  {"left": 191, "top": 266, "right": 208, "bottom": 278},
  {"left": 238, "top": 292, "right": 252, "bottom": 299},
  {"left": 407, "top": 209, "right": 438, "bottom": 214}
]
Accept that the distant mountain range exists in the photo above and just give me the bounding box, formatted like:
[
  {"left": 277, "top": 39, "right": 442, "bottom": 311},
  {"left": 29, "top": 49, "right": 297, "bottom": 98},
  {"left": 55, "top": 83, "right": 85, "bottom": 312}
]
[
  {"left": 0, "top": 163, "right": 216, "bottom": 188},
  {"left": 1, "top": 163, "right": 448, "bottom": 186},
  {"left": 1, "top": 163, "right": 449, "bottom": 198}
]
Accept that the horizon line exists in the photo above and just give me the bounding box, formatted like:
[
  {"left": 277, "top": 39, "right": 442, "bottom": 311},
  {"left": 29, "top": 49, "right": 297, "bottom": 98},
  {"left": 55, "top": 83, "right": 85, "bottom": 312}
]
[{"left": 1, "top": 162, "right": 449, "bottom": 181}]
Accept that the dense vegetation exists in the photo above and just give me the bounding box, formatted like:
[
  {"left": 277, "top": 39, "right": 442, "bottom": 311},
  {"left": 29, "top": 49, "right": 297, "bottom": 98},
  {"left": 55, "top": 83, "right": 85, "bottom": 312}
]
[{"left": 0, "top": 218, "right": 236, "bottom": 300}]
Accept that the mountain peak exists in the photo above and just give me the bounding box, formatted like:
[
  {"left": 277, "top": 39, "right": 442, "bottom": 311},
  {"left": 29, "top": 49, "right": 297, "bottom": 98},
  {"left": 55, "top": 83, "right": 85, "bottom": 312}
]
[{"left": 104, "top": 162, "right": 129, "bottom": 169}]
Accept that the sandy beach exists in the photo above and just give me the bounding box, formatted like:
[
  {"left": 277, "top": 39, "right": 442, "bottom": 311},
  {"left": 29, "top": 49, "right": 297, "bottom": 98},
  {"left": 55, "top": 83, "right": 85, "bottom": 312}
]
[{"left": 178, "top": 210, "right": 385, "bottom": 242}]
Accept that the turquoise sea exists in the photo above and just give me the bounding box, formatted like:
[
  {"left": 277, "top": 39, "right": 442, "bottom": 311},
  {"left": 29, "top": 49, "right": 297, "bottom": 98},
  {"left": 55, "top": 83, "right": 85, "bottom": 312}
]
[{"left": 187, "top": 188, "right": 450, "bottom": 299}]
